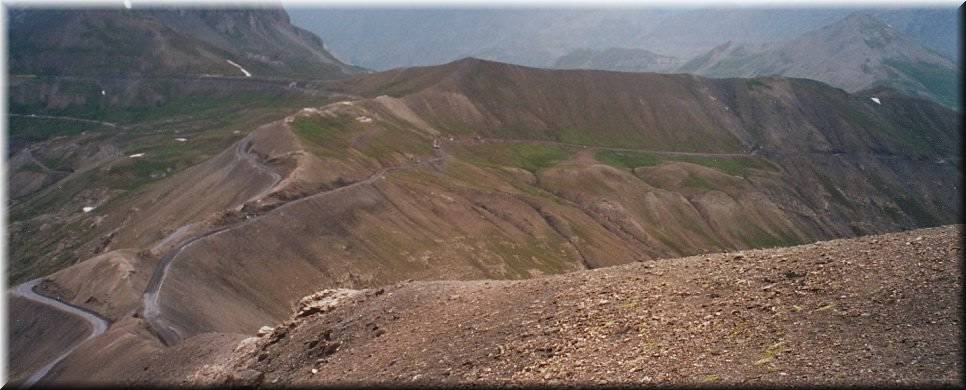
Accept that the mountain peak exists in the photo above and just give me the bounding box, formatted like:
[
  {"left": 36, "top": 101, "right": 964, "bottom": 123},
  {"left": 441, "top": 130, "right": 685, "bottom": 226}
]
[{"left": 826, "top": 11, "right": 899, "bottom": 39}]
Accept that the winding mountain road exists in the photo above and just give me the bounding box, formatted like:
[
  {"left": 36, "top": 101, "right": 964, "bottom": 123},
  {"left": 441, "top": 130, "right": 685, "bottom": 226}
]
[
  {"left": 141, "top": 136, "right": 445, "bottom": 345},
  {"left": 10, "top": 279, "right": 110, "bottom": 386},
  {"left": 142, "top": 133, "right": 283, "bottom": 346}
]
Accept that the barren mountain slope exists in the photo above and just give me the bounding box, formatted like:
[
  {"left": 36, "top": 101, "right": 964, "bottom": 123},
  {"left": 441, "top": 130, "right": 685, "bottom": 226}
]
[
  {"left": 133, "top": 65, "right": 960, "bottom": 343},
  {"left": 47, "top": 225, "right": 959, "bottom": 386},
  {"left": 6, "top": 296, "right": 91, "bottom": 384},
  {"left": 10, "top": 59, "right": 960, "bottom": 385},
  {"left": 213, "top": 225, "right": 962, "bottom": 386}
]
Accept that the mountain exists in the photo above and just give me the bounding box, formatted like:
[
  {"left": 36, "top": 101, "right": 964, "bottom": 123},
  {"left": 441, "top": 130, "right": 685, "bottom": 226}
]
[
  {"left": 9, "top": 57, "right": 960, "bottom": 384},
  {"left": 679, "top": 13, "right": 959, "bottom": 108},
  {"left": 8, "top": 8, "right": 363, "bottom": 79},
  {"left": 287, "top": 7, "right": 959, "bottom": 71},
  {"left": 554, "top": 48, "right": 681, "bottom": 73},
  {"left": 16, "top": 224, "right": 963, "bottom": 385},
  {"left": 190, "top": 226, "right": 962, "bottom": 386}
]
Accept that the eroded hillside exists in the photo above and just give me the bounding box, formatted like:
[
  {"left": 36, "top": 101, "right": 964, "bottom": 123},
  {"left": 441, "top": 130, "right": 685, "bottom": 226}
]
[
  {"left": 40, "top": 226, "right": 965, "bottom": 386},
  {"left": 8, "top": 58, "right": 961, "bottom": 386}
]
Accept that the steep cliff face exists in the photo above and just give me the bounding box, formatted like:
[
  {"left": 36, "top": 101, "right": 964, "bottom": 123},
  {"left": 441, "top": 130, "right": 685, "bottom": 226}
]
[{"left": 8, "top": 8, "right": 363, "bottom": 79}]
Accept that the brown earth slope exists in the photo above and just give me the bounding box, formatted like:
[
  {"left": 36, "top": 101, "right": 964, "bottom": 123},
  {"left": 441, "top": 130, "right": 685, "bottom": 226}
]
[
  {"left": 6, "top": 296, "right": 91, "bottom": 384},
  {"left": 10, "top": 59, "right": 960, "bottom": 385},
  {"left": 64, "top": 224, "right": 960, "bottom": 386},
  {"left": 132, "top": 61, "right": 959, "bottom": 345}
]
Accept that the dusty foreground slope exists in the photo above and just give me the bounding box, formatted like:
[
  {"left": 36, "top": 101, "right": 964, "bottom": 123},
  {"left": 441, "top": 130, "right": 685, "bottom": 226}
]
[{"left": 142, "top": 225, "right": 963, "bottom": 386}]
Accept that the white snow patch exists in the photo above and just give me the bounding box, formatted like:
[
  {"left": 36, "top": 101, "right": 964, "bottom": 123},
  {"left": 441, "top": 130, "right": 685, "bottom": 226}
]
[
  {"left": 356, "top": 116, "right": 373, "bottom": 123},
  {"left": 300, "top": 108, "right": 322, "bottom": 115},
  {"left": 175, "top": 138, "right": 187, "bottom": 142},
  {"left": 82, "top": 206, "right": 95, "bottom": 213},
  {"left": 123, "top": 0, "right": 131, "bottom": 9},
  {"left": 128, "top": 153, "right": 145, "bottom": 158},
  {"left": 226, "top": 60, "right": 252, "bottom": 77},
  {"left": 101, "top": 90, "right": 106, "bottom": 96},
  {"left": 870, "top": 97, "right": 881, "bottom": 105},
  {"left": 339, "top": 101, "right": 354, "bottom": 106}
]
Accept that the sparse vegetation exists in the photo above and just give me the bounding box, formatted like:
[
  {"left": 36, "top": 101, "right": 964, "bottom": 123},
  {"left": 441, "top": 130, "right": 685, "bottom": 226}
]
[
  {"left": 8, "top": 116, "right": 105, "bottom": 142},
  {"left": 595, "top": 149, "right": 777, "bottom": 177},
  {"left": 884, "top": 59, "right": 959, "bottom": 108},
  {"left": 595, "top": 150, "right": 662, "bottom": 170},
  {"left": 455, "top": 143, "right": 570, "bottom": 173}
]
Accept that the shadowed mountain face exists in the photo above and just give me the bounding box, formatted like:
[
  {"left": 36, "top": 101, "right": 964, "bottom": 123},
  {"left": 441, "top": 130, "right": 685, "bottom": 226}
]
[
  {"left": 8, "top": 8, "right": 363, "bottom": 79},
  {"left": 679, "top": 13, "right": 959, "bottom": 108}
]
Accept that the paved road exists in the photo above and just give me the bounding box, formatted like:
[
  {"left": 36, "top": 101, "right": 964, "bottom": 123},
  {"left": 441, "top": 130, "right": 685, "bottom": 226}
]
[
  {"left": 142, "top": 225, "right": 234, "bottom": 346},
  {"left": 142, "top": 133, "right": 283, "bottom": 346},
  {"left": 10, "top": 279, "right": 110, "bottom": 387},
  {"left": 141, "top": 139, "right": 444, "bottom": 345}
]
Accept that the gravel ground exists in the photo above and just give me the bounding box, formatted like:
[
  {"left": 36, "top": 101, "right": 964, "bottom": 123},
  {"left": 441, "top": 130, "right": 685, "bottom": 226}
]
[{"left": 199, "top": 225, "right": 962, "bottom": 387}]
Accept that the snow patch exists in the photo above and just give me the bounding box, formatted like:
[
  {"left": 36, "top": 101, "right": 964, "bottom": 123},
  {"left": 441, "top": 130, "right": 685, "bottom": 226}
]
[
  {"left": 870, "top": 97, "right": 881, "bottom": 105},
  {"left": 82, "top": 206, "right": 95, "bottom": 213},
  {"left": 356, "top": 116, "right": 373, "bottom": 123},
  {"left": 300, "top": 108, "right": 322, "bottom": 115},
  {"left": 175, "top": 138, "right": 187, "bottom": 142},
  {"left": 101, "top": 90, "right": 106, "bottom": 96},
  {"left": 123, "top": 0, "right": 131, "bottom": 9},
  {"left": 128, "top": 153, "right": 145, "bottom": 158},
  {"left": 226, "top": 60, "right": 252, "bottom": 78}
]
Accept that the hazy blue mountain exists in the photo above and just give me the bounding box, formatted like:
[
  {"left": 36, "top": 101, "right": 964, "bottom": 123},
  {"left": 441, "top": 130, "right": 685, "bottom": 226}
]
[
  {"left": 286, "top": 7, "right": 959, "bottom": 71},
  {"left": 679, "top": 13, "right": 959, "bottom": 108}
]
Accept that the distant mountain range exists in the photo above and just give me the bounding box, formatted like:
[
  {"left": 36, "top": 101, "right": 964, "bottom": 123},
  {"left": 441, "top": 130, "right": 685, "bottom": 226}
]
[
  {"left": 288, "top": 7, "right": 959, "bottom": 71},
  {"left": 554, "top": 48, "right": 682, "bottom": 73},
  {"left": 563, "top": 13, "right": 959, "bottom": 108},
  {"left": 9, "top": 8, "right": 363, "bottom": 79},
  {"left": 7, "top": 6, "right": 961, "bottom": 386}
]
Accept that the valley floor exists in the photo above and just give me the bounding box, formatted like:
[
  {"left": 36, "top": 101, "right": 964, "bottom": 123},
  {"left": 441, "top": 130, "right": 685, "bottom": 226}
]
[{"left": 192, "top": 225, "right": 961, "bottom": 386}]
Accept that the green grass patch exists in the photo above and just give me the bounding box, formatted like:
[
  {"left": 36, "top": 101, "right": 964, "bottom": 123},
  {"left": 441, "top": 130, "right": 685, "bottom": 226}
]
[
  {"left": 292, "top": 116, "right": 352, "bottom": 148},
  {"left": 455, "top": 143, "right": 570, "bottom": 173},
  {"left": 507, "top": 144, "right": 568, "bottom": 172},
  {"left": 596, "top": 149, "right": 777, "bottom": 177},
  {"left": 595, "top": 150, "right": 662, "bottom": 170},
  {"left": 682, "top": 173, "right": 713, "bottom": 191},
  {"left": 671, "top": 155, "right": 779, "bottom": 176},
  {"left": 8, "top": 116, "right": 104, "bottom": 142}
]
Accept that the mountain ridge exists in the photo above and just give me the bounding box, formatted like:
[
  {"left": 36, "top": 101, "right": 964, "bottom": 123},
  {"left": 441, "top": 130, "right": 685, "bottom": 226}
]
[{"left": 8, "top": 7, "right": 364, "bottom": 79}]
